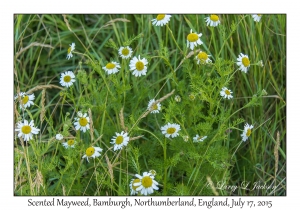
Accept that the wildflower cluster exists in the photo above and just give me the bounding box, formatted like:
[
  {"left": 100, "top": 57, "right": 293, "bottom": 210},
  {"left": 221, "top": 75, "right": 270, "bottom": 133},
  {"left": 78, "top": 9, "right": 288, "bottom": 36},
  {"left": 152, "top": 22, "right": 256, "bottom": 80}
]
[{"left": 13, "top": 14, "right": 277, "bottom": 197}]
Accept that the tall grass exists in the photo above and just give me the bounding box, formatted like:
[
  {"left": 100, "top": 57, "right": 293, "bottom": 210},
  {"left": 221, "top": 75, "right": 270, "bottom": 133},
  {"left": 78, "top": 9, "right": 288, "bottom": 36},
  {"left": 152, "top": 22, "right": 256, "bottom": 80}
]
[{"left": 14, "top": 14, "right": 286, "bottom": 196}]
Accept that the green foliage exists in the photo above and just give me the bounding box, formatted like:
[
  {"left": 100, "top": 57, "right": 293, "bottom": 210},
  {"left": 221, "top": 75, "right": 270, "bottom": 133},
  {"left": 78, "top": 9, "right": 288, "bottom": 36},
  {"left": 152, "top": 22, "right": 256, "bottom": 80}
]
[{"left": 14, "top": 14, "right": 286, "bottom": 196}]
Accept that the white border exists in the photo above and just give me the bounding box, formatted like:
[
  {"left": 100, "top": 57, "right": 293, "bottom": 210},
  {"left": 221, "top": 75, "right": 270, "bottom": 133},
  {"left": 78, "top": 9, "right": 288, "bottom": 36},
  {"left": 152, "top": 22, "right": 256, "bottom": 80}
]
[{"left": 2, "top": 0, "right": 296, "bottom": 209}]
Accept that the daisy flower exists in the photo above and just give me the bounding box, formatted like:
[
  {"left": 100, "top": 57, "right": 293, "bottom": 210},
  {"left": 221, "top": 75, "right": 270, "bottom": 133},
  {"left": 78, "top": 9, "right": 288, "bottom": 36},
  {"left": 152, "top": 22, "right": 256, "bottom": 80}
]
[
  {"left": 183, "top": 135, "right": 189, "bottom": 142},
  {"left": 129, "top": 55, "right": 148, "bottom": 77},
  {"left": 236, "top": 53, "right": 251, "bottom": 73},
  {"left": 186, "top": 29, "right": 203, "bottom": 50},
  {"left": 62, "top": 139, "right": 75, "bottom": 149},
  {"left": 74, "top": 111, "right": 90, "bottom": 133},
  {"left": 147, "top": 99, "right": 161, "bottom": 114},
  {"left": 195, "top": 51, "right": 212, "bottom": 64},
  {"left": 241, "top": 123, "right": 254, "bottom": 142},
  {"left": 149, "top": 169, "right": 156, "bottom": 176},
  {"left": 133, "top": 172, "right": 159, "bottom": 196},
  {"left": 110, "top": 131, "right": 130, "bottom": 151},
  {"left": 82, "top": 146, "right": 103, "bottom": 162},
  {"left": 205, "top": 15, "right": 221, "bottom": 27},
  {"left": 252, "top": 15, "right": 262, "bottom": 22},
  {"left": 66, "top": 43, "right": 75, "bottom": 60},
  {"left": 161, "top": 123, "right": 181, "bottom": 138},
  {"left": 14, "top": 92, "right": 35, "bottom": 109},
  {"left": 55, "top": 133, "right": 63, "bottom": 140},
  {"left": 174, "top": 95, "right": 181, "bottom": 102},
  {"left": 15, "top": 119, "right": 40, "bottom": 141},
  {"left": 60, "top": 71, "right": 76, "bottom": 87},
  {"left": 151, "top": 14, "right": 171, "bottom": 26},
  {"left": 193, "top": 134, "right": 207, "bottom": 142},
  {"left": 102, "top": 61, "right": 121, "bottom": 75},
  {"left": 220, "top": 87, "right": 233, "bottom": 99},
  {"left": 118, "top": 46, "right": 133, "bottom": 59},
  {"left": 129, "top": 178, "right": 140, "bottom": 195}
]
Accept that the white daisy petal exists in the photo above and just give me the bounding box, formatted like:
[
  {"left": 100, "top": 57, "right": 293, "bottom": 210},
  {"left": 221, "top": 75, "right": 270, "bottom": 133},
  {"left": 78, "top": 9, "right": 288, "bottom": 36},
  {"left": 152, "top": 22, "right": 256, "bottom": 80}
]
[
  {"left": 161, "top": 123, "right": 181, "bottom": 138},
  {"left": 186, "top": 29, "right": 203, "bottom": 50},
  {"left": 15, "top": 119, "right": 40, "bottom": 141},
  {"left": 73, "top": 111, "right": 90, "bottom": 133},
  {"left": 118, "top": 46, "right": 133, "bottom": 59},
  {"left": 129, "top": 55, "right": 148, "bottom": 77},
  {"left": 151, "top": 14, "right": 171, "bottom": 26},
  {"left": 60, "top": 71, "right": 76, "bottom": 87},
  {"left": 241, "top": 123, "right": 254, "bottom": 142},
  {"left": 220, "top": 87, "right": 233, "bottom": 99},
  {"left": 205, "top": 15, "right": 221, "bottom": 27},
  {"left": 82, "top": 146, "right": 103, "bottom": 161},
  {"left": 102, "top": 61, "right": 121, "bottom": 75},
  {"left": 236, "top": 53, "right": 251, "bottom": 73}
]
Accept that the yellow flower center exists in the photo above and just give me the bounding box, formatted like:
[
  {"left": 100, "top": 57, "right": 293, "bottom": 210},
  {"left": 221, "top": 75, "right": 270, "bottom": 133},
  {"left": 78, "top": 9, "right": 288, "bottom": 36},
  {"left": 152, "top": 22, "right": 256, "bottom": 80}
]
[
  {"left": 225, "top": 89, "right": 231, "bottom": 95},
  {"left": 156, "top": 14, "right": 165, "bottom": 21},
  {"left": 85, "top": 147, "right": 95, "bottom": 157},
  {"left": 258, "top": 14, "right": 262, "bottom": 17},
  {"left": 21, "top": 125, "right": 31, "bottom": 134},
  {"left": 116, "top": 136, "right": 124, "bottom": 145},
  {"left": 152, "top": 104, "right": 158, "bottom": 110},
  {"left": 242, "top": 57, "right": 250, "bottom": 67},
  {"left": 106, "top": 63, "right": 116, "bottom": 69},
  {"left": 141, "top": 176, "right": 153, "bottom": 188},
  {"left": 189, "top": 94, "right": 195, "bottom": 100},
  {"left": 210, "top": 15, "right": 219, "bottom": 22},
  {"left": 67, "top": 139, "right": 75, "bottom": 146},
  {"left": 135, "top": 61, "right": 144, "bottom": 71},
  {"left": 198, "top": 52, "right": 208, "bottom": 61},
  {"left": 167, "top": 127, "right": 176, "bottom": 134},
  {"left": 22, "top": 95, "right": 29, "bottom": 104},
  {"left": 132, "top": 179, "right": 140, "bottom": 190},
  {"left": 122, "top": 48, "right": 129, "bottom": 56},
  {"left": 63, "top": 75, "right": 71, "bottom": 83},
  {"left": 187, "top": 33, "right": 199, "bottom": 42},
  {"left": 67, "top": 47, "right": 71, "bottom": 54},
  {"left": 79, "top": 117, "right": 88, "bottom": 126},
  {"left": 246, "top": 128, "right": 252, "bottom": 137}
]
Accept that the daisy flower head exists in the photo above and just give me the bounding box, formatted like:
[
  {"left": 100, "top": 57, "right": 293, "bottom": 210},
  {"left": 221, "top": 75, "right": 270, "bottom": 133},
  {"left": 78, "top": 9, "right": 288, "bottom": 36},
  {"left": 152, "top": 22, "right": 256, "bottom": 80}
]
[
  {"left": 151, "top": 14, "right": 171, "bottom": 26},
  {"left": 195, "top": 51, "right": 212, "bottom": 64},
  {"left": 60, "top": 71, "right": 76, "bottom": 88},
  {"left": 205, "top": 15, "right": 221, "bottom": 27},
  {"left": 15, "top": 119, "right": 40, "bottom": 141},
  {"left": 183, "top": 135, "right": 189, "bottom": 142},
  {"left": 161, "top": 123, "right": 181, "bottom": 138},
  {"left": 193, "top": 134, "right": 207, "bottom": 142},
  {"left": 241, "top": 123, "right": 254, "bottom": 142},
  {"left": 129, "top": 55, "right": 148, "bottom": 77},
  {"left": 15, "top": 92, "right": 35, "bottom": 109},
  {"left": 236, "top": 53, "right": 251, "bottom": 73},
  {"left": 252, "top": 14, "right": 262, "bottom": 22},
  {"left": 174, "top": 95, "right": 181, "bottom": 102},
  {"left": 110, "top": 131, "right": 130, "bottom": 151},
  {"left": 147, "top": 99, "right": 161, "bottom": 114},
  {"left": 149, "top": 169, "right": 157, "bottom": 176},
  {"left": 55, "top": 133, "right": 63, "bottom": 140},
  {"left": 133, "top": 172, "right": 159, "bottom": 196},
  {"left": 66, "top": 42, "right": 75, "bottom": 60},
  {"left": 102, "top": 61, "right": 121, "bottom": 75},
  {"left": 220, "top": 87, "right": 233, "bottom": 99},
  {"left": 82, "top": 146, "right": 103, "bottom": 162},
  {"left": 186, "top": 29, "right": 203, "bottom": 50},
  {"left": 118, "top": 46, "right": 133, "bottom": 59},
  {"left": 62, "top": 139, "right": 75, "bottom": 149},
  {"left": 129, "top": 178, "right": 140, "bottom": 195},
  {"left": 74, "top": 111, "right": 90, "bottom": 133}
]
